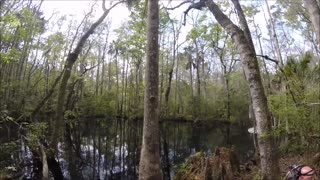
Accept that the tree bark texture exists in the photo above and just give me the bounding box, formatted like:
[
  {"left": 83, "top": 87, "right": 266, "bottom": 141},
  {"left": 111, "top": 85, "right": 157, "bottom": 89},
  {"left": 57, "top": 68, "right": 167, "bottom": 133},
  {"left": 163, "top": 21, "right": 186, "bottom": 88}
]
[
  {"left": 138, "top": 0, "right": 162, "bottom": 179},
  {"left": 231, "top": 0, "right": 255, "bottom": 50},
  {"left": 39, "top": 143, "right": 49, "bottom": 180},
  {"left": 205, "top": 0, "right": 280, "bottom": 179},
  {"left": 304, "top": 0, "right": 320, "bottom": 47}
]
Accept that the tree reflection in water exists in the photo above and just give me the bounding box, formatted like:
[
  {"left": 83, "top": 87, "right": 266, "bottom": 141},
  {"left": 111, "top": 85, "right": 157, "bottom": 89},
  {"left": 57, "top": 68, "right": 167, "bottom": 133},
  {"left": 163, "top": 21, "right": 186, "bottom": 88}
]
[{"left": 57, "top": 118, "right": 253, "bottom": 179}]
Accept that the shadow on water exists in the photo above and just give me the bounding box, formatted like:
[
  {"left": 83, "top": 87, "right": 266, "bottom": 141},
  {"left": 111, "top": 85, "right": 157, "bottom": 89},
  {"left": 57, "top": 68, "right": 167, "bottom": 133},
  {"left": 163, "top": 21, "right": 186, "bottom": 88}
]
[{"left": 57, "top": 118, "right": 254, "bottom": 180}]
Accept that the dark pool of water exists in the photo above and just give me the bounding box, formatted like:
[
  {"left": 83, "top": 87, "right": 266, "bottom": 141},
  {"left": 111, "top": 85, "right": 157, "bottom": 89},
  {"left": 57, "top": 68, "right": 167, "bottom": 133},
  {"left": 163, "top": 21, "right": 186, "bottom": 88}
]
[
  {"left": 1, "top": 118, "right": 254, "bottom": 179},
  {"left": 56, "top": 118, "right": 254, "bottom": 180}
]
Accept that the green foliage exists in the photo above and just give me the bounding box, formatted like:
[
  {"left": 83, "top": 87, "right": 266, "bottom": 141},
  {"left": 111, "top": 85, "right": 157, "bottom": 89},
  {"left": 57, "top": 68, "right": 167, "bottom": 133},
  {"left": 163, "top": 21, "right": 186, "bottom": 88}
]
[
  {"left": 0, "top": 14, "right": 21, "bottom": 27},
  {"left": 173, "top": 163, "right": 189, "bottom": 179},
  {"left": 78, "top": 92, "right": 117, "bottom": 117},
  {"left": 194, "top": 151, "right": 204, "bottom": 157},
  {"left": 269, "top": 52, "right": 320, "bottom": 152},
  {"left": 25, "top": 122, "right": 48, "bottom": 148},
  {"left": 44, "top": 32, "right": 66, "bottom": 61},
  {"left": 1, "top": 1, "right": 320, "bottom": 174},
  {"left": 252, "top": 169, "right": 262, "bottom": 180},
  {"left": 279, "top": 140, "right": 303, "bottom": 154},
  {"left": 0, "top": 48, "right": 21, "bottom": 63}
]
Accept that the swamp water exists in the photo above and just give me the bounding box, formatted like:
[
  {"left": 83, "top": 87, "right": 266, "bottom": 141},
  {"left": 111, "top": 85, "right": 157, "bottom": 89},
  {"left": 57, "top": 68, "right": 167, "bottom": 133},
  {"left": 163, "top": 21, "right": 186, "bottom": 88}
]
[{"left": 9, "top": 119, "right": 254, "bottom": 179}]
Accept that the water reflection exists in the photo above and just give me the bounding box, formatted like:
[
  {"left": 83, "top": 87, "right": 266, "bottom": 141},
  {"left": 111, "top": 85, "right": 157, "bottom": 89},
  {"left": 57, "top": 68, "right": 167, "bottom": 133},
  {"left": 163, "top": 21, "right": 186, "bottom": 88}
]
[{"left": 59, "top": 118, "right": 253, "bottom": 180}]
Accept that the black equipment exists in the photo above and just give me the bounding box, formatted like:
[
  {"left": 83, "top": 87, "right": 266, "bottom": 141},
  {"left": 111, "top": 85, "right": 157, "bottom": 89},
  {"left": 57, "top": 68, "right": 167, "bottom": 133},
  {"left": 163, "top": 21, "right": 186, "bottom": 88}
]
[{"left": 285, "top": 164, "right": 315, "bottom": 180}]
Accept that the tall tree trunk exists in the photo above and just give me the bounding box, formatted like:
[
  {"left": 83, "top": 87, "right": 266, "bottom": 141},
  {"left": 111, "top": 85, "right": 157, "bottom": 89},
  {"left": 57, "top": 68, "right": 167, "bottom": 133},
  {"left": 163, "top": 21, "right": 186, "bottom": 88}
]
[
  {"left": 138, "top": 0, "right": 162, "bottom": 179},
  {"left": 164, "top": 18, "right": 181, "bottom": 116},
  {"left": 204, "top": 0, "right": 280, "bottom": 179},
  {"left": 304, "top": 0, "right": 320, "bottom": 48},
  {"left": 194, "top": 42, "right": 201, "bottom": 117},
  {"left": 100, "top": 38, "right": 108, "bottom": 95},
  {"left": 159, "top": 34, "right": 165, "bottom": 115},
  {"left": 124, "top": 58, "right": 129, "bottom": 117},
  {"left": 95, "top": 48, "right": 101, "bottom": 96},
  {"left": 188, "top": 54, "right": 195, "bottom": 117},
  {"left": 115, "top": 55, "right": 120, "bottom": 114},
  {"left": 214, "top": 35, "right": 232, "bottom": 144},
  {"left": 304, "top": 0, "right": 320, "bottom": 146},
  {"left": 174, "top": 52, "right": 181, "bottom": 116},
  {"left": 120, "top": 56, "right": 126, "bottom": 115}
]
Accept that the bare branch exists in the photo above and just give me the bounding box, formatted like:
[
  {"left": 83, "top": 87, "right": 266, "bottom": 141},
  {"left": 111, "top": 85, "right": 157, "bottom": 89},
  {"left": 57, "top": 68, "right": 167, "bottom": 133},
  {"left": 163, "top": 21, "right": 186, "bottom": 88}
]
[
  {"left": 71, "top": 0, "right": 123, "bottom": 59},
  {"left": 108, "top": 1, "right": 125, "bottom": 12},
  {"left": 68, "top": 7, "right": 94, "bottom": 55},
  {"left": 166, "top": 0, "right": 192, "bottom": 10},
  {"left": 84, "top": 64, "right": 98, "bottom": 73},
  {"left": 256, "top": 55, "right": 278, "bottom": 64}
]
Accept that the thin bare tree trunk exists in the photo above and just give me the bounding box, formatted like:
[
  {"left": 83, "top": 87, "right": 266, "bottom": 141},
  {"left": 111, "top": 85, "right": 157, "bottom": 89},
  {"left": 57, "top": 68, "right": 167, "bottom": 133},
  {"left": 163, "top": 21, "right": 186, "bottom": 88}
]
[
  {"left": 95, "top": 48, "right": 101, "bottom": 96},
  {"left": 253, "top": 20, "right": 271, "bottom": 93},
  {"left": 164, "top": 18, "right": 181, "bottom": 116},
  {"left": 188, "top": 53, "right": 195, "bottom": 117},
  {"left": 39, "top": 143, "right": 49, "bottom": 180},
  {"left": 100, "top": 37, "right": 108, "bottom": 95},
  {"left": 122, "top": 57, "right": 129, "bottom": 117},
  {"left": 194, "top": 41, "right": 201, "bottom": 116},
  {"left": 174, "top": 52, "right": 181, "bottom": 116},
  {"left": 264, "top": 0, "right": 283, "bottom": 65},
  {"left": 159, "top": 34, "right": 165, "bottom": 115}
]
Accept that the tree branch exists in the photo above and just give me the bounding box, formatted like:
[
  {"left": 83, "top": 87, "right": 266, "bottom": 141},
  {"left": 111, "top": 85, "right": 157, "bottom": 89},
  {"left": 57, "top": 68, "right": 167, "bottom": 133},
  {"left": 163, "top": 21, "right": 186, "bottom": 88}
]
[
  {"left": 102, "top": 0, "right": 107, "bottom": 11},
  {"left": 256, "top": 55, "right": 279, "bottom": 64},
  {"left": 182, "top": 0, "right": 206, "bottom": 25},
  {"left": 166, "top": 0, "right": 192, "bottom": 10},
  {"left": 68, "top": 7, "right": 94, "bottom": 55}
]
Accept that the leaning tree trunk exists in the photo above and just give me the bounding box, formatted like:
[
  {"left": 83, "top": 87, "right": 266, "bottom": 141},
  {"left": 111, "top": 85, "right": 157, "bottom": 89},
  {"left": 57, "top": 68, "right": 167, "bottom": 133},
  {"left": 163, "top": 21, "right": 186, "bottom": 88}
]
[
  {"left": 51, "top": 1, "right": 122, "bottom": 148},
  {"left": 303, "top": 0, "right": 320, "bottom": 48},
  {"left": 138, "top": 0, "right": 162, "bottom": 179},
  {"left": 205, "top": 0, "right": 280, "bottom": 179}
]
